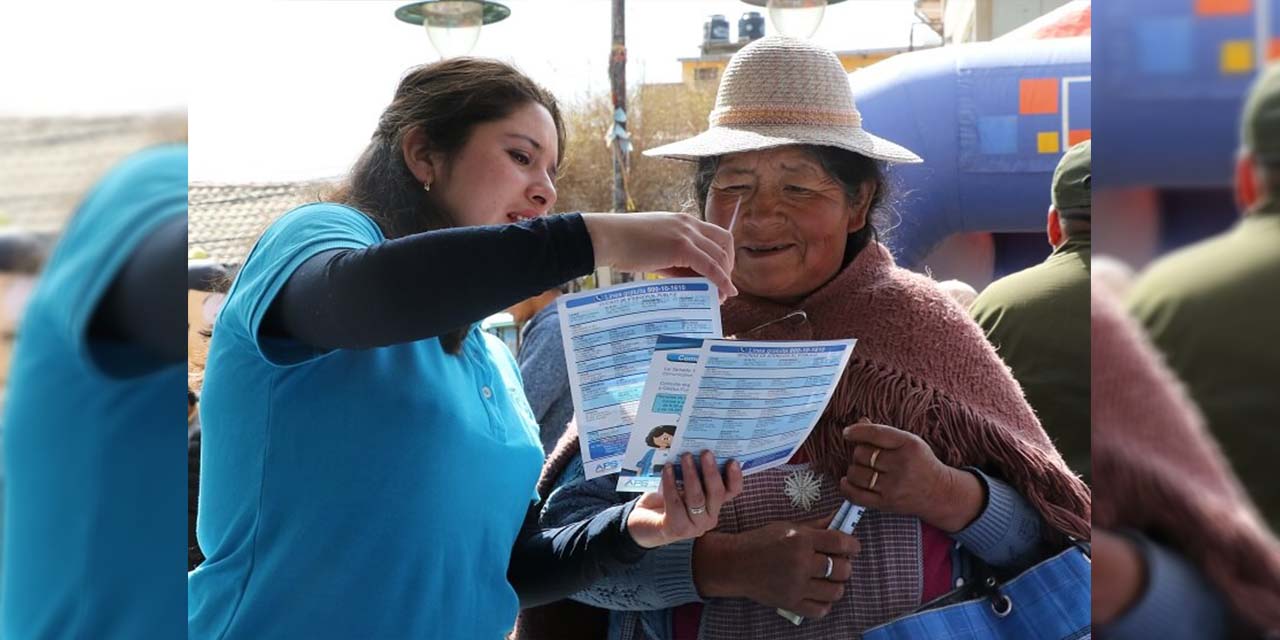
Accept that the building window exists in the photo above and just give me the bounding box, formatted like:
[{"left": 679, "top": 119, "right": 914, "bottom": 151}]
[{"left": 696, "top": 67, "right": 719, "bottom": 82}]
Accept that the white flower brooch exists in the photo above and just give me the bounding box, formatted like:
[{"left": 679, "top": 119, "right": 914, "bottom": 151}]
[{"left": 783, "top": 469, "right": 822, "bottom": 511}]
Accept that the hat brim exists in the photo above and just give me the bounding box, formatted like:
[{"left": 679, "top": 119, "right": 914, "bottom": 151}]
[{"left": 642, "top": 124, "right": 922, "bottom": 164}]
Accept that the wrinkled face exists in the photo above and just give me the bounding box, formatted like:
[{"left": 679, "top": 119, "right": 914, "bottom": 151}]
[
  {"left": 653, "top": 432, "right": 673, "bottom": 449},
  {"left": 434, "top": 102, "right": 559, "bottom": 227},
  {"left": 705, "top": 147, "right": 868, "bottom": 303}
]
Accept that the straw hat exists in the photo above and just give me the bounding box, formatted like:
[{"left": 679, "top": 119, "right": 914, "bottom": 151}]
[{"left": 644, "top": 36, "right": 922, "bottom": 164}]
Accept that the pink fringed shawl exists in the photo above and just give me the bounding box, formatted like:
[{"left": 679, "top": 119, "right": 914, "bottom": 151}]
[
  {"left": 1092, "top": 284, "right": 1280, "bottom": 634},
  {"left": 717, "top": 242, "right": 1089, "bottom": 542}
]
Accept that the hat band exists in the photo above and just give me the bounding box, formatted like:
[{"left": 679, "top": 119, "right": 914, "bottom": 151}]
[{"left": 710, "top": 106, "right": 862, "bottom": 128}]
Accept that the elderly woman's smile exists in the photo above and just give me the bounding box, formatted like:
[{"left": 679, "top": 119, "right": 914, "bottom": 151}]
[{"left": 707, "top": 146, "right": 871, "bottom": 303}]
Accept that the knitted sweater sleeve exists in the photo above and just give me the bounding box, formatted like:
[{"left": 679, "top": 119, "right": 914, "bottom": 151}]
[
  {"left": 952, "top": 468, "right": 1048, "bottom": 571},
  {"left": 1102, "top": 533, "right": 1229, "bottom": 640},
  {"left": 541, "top": 452, "right": 704, "bottom": 610}
]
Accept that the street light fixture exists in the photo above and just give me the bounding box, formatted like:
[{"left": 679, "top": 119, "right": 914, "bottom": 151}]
[
  {"left": 739, "top": 0, "right": 847, "bottom": 39},
  {"left": 394, "top": 1, "right": 511, "bottom": 59}
]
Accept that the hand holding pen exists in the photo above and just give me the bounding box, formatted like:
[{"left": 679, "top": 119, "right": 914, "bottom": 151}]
[{"left": 776, "top": 499, "right": 866, "bottom": 625}]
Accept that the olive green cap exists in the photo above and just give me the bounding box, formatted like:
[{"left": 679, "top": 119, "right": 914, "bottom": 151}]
[
  {"left": 1051, "top": 140, "right": 1091, "bottom": 214},
  {"left": 1242, "top": 63, "right": 1280, "bottom": 163}
]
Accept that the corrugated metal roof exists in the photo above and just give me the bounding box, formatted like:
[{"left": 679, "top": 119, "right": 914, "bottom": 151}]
[
  {"left": 0, "top": 114, "right": 186, "bottom": 231},
  {"left": 188, "top": 180, "right": 336, "bottom": 265}
]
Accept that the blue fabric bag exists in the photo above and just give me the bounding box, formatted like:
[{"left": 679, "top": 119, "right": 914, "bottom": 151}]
[{"left": 863, "top": 542, "right": 1091, "bottom": 640}]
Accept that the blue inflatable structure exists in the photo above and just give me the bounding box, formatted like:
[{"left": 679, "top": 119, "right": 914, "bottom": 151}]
[
  {"left": 1094, "top": 0, "right": 1276, "bottom": 189},
  {"left": 850, "top": 36, "right": 1091, "bottom": 269}
]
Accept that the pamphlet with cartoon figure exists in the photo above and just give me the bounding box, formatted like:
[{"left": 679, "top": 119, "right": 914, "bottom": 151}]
[{"left": 616, "top": 336, "right": 703, "bottom": 492}]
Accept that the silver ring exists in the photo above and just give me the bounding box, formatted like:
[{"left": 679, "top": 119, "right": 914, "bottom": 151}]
[
  {"left": 688, "top": 504, "right": 707, "bottom": 516},
  {"left": 822, "top": 555, "right": 834, "bottom": 579}
]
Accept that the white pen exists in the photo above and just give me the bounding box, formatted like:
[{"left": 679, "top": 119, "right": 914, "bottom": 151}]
[
  {"left": 838, "top": 501, "right": 866, "bottom": 534},
  {"left": 777, "top": 499, "right": 866, "bottom": 625},
  {"left": 714, "top": 195, "right": 742, "bottom": 303},
  {"left": 829, "top": 501, "right": 851, "bottom": 532},
  {"left": 727, "top": 195, "right": 743, "bottom": 232}
]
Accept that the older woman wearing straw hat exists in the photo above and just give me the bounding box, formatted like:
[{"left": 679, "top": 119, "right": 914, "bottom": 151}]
[{"left": 527, "top": 37, "right": 1089, "bottom": 639}]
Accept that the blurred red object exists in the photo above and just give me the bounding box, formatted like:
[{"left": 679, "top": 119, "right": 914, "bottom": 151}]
[{"left": 1000, "top": 0, "right": 1090, "bottom": 40}]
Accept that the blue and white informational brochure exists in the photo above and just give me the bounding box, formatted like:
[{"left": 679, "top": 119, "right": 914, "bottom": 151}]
[
  {"left": 615, "top": 336, "right": 704, "bottom": 493},
  {"left": 667, "top": 339, "right": 857, "bottom": 477},
  {"left": 557, "top": 279, "right": 723, "bottom": 480}
]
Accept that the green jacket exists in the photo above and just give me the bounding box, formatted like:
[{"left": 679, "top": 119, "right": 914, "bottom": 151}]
[
  {"left": 970, "top": 235, "right": 1091, "bottom": 481},
  {"left": 1126, "top": 210, "right": 1280, "bottom": 530}
]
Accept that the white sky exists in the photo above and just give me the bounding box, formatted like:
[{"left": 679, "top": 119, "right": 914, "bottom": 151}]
[
  {"left": 0, "top": 1, "right": 189, "bottom": 116},
  {"left": 0, "top": 1, "right": 936, "bottom": 183}
]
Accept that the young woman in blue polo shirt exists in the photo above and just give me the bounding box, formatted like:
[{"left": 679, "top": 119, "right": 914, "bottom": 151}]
[{"left": 188, "top": 58, "right": 743, "bottom": 639}]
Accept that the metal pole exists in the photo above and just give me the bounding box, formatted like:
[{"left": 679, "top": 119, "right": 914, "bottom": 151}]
[
  {"left": 597, "top": 0, "right": 629, "bottom": 286},
  {"left": 610, "top": 0, "right": 627, "bottom": 214}
]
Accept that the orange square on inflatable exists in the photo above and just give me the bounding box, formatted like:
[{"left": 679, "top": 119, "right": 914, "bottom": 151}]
[
  {"left": 1269, "top": 38, "right": 1280, "bottom": 61},
  {"left": 1068, "top": 129, "right": 1091, "bottom": 146},
  {"left": 1019, "top": 78, "right": 1059, "bottom": 115},
  {"left": 1195, "top": 0, "right": 1251, "bottom": 15}
]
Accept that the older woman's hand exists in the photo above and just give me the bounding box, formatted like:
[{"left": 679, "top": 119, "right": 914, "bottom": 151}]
[
  {"left": 839, "top": 418, "right": 985, "bottom": 533},
  {"left": 692, "top": 511, "right": 861, "bottom": 619},
  {"left": 626, "top": 451, "right": 744, "bottom": 549}
]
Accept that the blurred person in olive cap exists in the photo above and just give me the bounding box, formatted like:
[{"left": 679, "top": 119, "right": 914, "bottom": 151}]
[
  {"left": 1126, "top": 64, "right": 1280, "bottom": 531},
  {"left": 969, "top": 140, "right": 1091, "bottom": 481}
]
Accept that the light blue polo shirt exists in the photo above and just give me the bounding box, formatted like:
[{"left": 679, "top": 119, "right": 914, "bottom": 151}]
[
  {"left": 188, "top": 203, "right": 545, "bottom": 639},
  {"left": 1, "top": 145, "right": 188, "bottom": 639}
]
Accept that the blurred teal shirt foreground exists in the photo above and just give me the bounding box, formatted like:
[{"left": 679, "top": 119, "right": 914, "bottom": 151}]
[{"left": 1, "top": 145, "right": 188, "bottom": 639}]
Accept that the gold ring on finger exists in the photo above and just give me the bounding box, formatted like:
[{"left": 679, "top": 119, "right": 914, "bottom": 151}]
[
  {"left": 869, "top": 447, "right": 880, "bottom": 469},
  {"left": 869, "top": 471, "right": 879, "bottom": 490}
]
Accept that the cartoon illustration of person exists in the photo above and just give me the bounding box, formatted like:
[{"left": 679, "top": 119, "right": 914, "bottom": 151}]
[{"left": 636, "top": 425, "right": 676, "bottom": 477}]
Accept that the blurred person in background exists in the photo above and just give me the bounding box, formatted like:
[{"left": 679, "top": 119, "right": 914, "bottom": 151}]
[
  {"left": 186, "top": 263, "right": 225, "bottom": 572},
  {"left": 970, "top": 141, "right": 1092, "bottom": 481},
  {"left": 513, "top": 284, "right": 574, "bottom": 455},
  {"left": 1092, "top": 283, "right": 1280, "bottom": 638},
  {"left": 1090, "top": 254, "right": 1135, "bottom": 299},
  {"left": 1, "top": 145, "right": 188, "bottom": 639},
  {"left": 1126, "top": 64, "right": 1280, "bottom": 531},
  {"left": 936, "top": 278, "right": 978, "bottom": 307}
]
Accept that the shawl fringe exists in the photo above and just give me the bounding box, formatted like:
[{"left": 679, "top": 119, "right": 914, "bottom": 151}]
[{"left": 808, "top": 357, "right": 1090, "bottom": 544}]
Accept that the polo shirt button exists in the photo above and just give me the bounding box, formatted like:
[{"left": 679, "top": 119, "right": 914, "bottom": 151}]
[
  {"left": 482, "top": 386, "right": 493, "bottom": 399},
  {"left": 955, "top": 578, "right": 965, "bottom": 588}
]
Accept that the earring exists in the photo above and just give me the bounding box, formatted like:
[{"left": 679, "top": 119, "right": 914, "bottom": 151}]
[{"left": 423, "top": 181, "right": 432, "bottom": 192}]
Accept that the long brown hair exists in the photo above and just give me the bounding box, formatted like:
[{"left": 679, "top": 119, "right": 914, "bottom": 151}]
[{"left": 324, "top": 57, "right": 566, "bottom": 353}]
